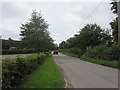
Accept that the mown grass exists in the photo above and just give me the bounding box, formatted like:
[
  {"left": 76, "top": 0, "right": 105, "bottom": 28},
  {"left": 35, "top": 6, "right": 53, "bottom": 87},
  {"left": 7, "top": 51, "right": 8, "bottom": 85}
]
[
  {"left": 60, "top": 51, "right": 119, "bottom": 69},
  {"left": 22, "top": 55, "right": 65, "bottom": 88}
]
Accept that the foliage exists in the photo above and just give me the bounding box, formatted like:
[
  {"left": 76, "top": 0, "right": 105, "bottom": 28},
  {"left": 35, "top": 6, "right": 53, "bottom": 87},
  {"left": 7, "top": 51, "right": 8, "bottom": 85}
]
[
  {"left": 22, "top": 55, "right": 65, "bottom": 88},
  {"left": 66, "top": 35, "right": 79, "bottom": 48},
  {"left": 84, "top": 44, "right": 120, "bottom": 61},
  {"left": 2, "top": 38, "right": 22, "bottom": 49},
  {"left": 60, "top": 50, "right": 119, "bottom": 69},
  {"left": 59, "top": 48, "right": 84, "bottom": 57},
  {"left": 20, "top": 10, "right": 54, "bottom": 52},
  {"left": 110, "top": 17, "right": 118, "bottom": 42},
  {"left": 80, "top": 56, "right": 119, "bottom": 69},
  {"left": 78, "top": 24, "right": 112, "bottom": 51},
  {"left": 59, "top": 24, "right": 113, "bottom": 54},
  {"left": 110, "top": 2, "right": 117, "bottom": 14},
  {"left": 2, "top": 53, "right": 47, "bottom": 88},
  {"left": 59, "top": 41, "right": 66, "bottom": 49},
  {"left": 110, "top": 1, "right": 118, "bottom": 42},
  {"left": 69, "top": 48, "right": 83, "bottom": 56},
  {"left": 2, "top": 49, "right": 37, "bottom": 55},
  {"left": 60, "top": 51, "right": 78, "bottom": 58}
]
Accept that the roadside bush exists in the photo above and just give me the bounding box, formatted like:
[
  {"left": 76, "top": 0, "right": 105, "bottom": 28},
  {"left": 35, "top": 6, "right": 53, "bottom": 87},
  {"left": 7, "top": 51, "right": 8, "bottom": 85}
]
[
  {"left": 84, "top": 45, "right": 108, "bottom": 59},
  {"left": 69, "top": 48, "right": 84, "bottom": 56},
  {"left": 2, "top": 53, "right": 47, "bottom": 88},
  {"left": 84, "top": 44, "right": 120, "bottom": 61},
  {"left": 80, "top": 56, "right": 119, "bottom": 69},
  {"left": 105, "top": 44, "right": 120, "bottom": 60},
  {"left": 59, "top": 49, "right": 69, "bottom": 52},
  {"left": 2, "top": 49, "right": 37, "bottom": 55},
  {"left": 59, "top": 48, "right": 84, "bottom": 57}
]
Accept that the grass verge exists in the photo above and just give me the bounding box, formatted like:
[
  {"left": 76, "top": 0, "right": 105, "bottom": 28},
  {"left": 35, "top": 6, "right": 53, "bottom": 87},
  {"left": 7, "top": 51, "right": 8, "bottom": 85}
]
[
  {"left": 60, "top": 52, "right": 79, "bottom": 58},
  {"left": 80, "top": 56, "right": 119, "bottom": 69},
  {"left": 22, "top": 55, "right": 65, "bottom": 88},
  {"left": 2, "top": 53, "right": 47, "bottom": 88},
  {"left": 60, "top": 51, "right": 119, "bottom": 69}
]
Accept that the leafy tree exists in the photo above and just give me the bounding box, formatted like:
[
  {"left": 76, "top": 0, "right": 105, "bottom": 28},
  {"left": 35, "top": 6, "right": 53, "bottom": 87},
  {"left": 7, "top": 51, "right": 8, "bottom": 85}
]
[
  {"left": 20, "top": 10, "right": 54, "bottom": 53},
  {"left": 110, "top": 1, "right": 118, "bottom": 42},
  {"left": 110, "top": 2, "right": 117, "bottom": 14},
  {"left": 59, "top": 41, "right": 66, "bottom": 49},
  {"left": 66, "top": 35, "right": 79, "bottom": 48},
  {"left": 110, "top": 17, "right": 118, "bottom": 42},
  {"left": 61, "top": 24, "right": 112, "bottom": 53},
  {"left": 78, "top": 24, "right": 101, "bottom": 51},
  {"left": 51, "top": 43, "right": 58, "bottom": 50}
]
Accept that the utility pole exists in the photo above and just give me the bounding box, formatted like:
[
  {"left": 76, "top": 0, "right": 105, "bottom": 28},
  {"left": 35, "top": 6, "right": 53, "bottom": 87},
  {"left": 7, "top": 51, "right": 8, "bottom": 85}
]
[{"left": 118, "top": 1, "right": 120, "bottom": 43}]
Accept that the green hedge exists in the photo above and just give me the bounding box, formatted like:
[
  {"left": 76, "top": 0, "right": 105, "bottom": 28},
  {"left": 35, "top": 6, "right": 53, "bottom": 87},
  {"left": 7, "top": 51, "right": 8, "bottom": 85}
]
[
  {"left": 59, "top": 48, "right": 84, "bottom": 57},
  {"left": 2, "top": 49, "right": 37, "bottom": 55},
  {"left": 69, "top": 48, "right": 84, "bottom": 56},
  {"left": 84, "top": 44, "right": 120, "bottom": 61},
  {"left": 2, "top": 53, "right": 47, "bottom": 88}
]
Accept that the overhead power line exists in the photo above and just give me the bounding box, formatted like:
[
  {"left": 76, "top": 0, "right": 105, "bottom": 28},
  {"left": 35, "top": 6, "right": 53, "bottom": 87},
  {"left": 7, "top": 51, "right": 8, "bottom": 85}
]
[
  {"left": 77, "top": 1, "right": 104, "bottom": 29},
  {"left": 85, "top": 2, "right": 103, "bottom": 21}
]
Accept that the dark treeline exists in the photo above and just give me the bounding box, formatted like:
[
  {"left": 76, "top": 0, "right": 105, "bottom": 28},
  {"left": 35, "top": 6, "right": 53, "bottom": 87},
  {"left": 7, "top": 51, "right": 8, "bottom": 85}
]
[
  {"left": 2, "top": 38, "right": 22, "bottom": 49},
  {"left": 2, "top": 37, "right": 57, "bottom": 50}
]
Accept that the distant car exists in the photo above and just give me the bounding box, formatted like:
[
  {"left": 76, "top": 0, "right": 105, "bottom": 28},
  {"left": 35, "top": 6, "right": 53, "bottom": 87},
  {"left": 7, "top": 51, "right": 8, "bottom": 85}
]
[{"left": 53, "top": 50, "right": 58, "bottom": 54}]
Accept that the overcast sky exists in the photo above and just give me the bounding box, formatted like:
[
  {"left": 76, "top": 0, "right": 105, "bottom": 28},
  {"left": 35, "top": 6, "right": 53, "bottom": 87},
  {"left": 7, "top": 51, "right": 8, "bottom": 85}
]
[{"left": 1, "top": 0, "right": 116, "bottom": 44}]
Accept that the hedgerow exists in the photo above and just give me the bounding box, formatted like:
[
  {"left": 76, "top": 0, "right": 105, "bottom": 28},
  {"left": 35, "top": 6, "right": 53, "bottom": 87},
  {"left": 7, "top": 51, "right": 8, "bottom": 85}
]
[
  {"left": 59, "top": 48, "right": 83, "bottom": 57},
  {"left": 2, "top": 49, "right": 37, "bottom": 55},
  {"left": 2, "top": 53, "right": 47, "bottom": 88},
  {"left": 84, "top": 44, "right": 120, "bottom": 61}
]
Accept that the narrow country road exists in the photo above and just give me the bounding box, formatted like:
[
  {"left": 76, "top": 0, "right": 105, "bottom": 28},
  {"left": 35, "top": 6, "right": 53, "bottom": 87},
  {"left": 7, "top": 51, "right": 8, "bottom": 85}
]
[{"left": 53, "top": 53, "right": 118, "bottom": 88}]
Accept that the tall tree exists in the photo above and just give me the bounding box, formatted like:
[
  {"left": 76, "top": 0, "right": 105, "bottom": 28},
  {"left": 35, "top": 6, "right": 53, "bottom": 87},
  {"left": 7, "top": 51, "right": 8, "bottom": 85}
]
[
  {"left": 20, "top": 10, "right": 53, "bottom": 52},
  {"left": 66, "top": 35, "right": 79, "bottom": 48},
  {"left": 63, "top": 24, "right": 112, "bottom": 53},
  {"left": 77, "top": 24, "right": 112, "bottom": 52}
]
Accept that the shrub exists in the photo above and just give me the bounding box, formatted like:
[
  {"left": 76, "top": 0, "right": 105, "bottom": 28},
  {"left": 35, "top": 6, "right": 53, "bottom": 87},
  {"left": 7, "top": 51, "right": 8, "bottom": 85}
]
[
  {"left": 69, "top": 48, "right": 84, "bottom": 56},
  {"left": 84, "top": 45, "right": 108, "bottom": 59},
  {"left": 105, "top": 44, "right": 120, "bottom": 60},
  {"left": 2, "top": 49, "right": 37, "bottom": 55},
  {"left": 59, "top": 48, "right": 84, "bottom": 57},
  {"left": 2, "top": 53, "right": 47, "bottom": 88},
  {"left": 84, "top": 44, "right": 120, "bottom": 61},
  {"left": 59, "top": 49, "right": 69, "bottom": 52},
  {"left": 80, "top": 56, "right": 119, "bottom": 69}
]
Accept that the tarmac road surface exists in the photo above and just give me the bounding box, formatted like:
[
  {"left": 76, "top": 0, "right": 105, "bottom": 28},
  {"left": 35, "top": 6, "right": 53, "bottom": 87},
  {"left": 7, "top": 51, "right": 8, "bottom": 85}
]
[{"left": 53, "top": 53, "right": 118, "bottom": 88}]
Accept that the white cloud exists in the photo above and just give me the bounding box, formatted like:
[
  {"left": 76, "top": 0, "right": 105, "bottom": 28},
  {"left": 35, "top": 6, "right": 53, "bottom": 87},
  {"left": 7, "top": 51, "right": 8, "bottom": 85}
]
[
  {"left": 61, "top": 12, "right": 81, "bottom": 23},
  {"left": 2, "top": 0, "right": 112, "bottom": 2},
  {"left": 71, "top": 5, "right": 82, "bottom": 12},
  {"left": 13, "top": 2, "right": 32, "bottom": 17}
]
